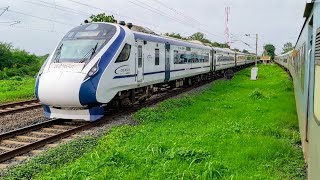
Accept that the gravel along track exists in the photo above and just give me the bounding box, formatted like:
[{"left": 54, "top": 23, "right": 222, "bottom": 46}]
[
  {"left": 0, "top": 100, "right": 41, "bottom": 116},
  {"left": 0, "top": 108, "right": 46, "bottom": 134}
]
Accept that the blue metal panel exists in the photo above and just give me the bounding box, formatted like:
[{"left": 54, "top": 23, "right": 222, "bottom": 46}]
[
  {"left": 165, "top": 43, "right": 170, "bottom": 82},
  {"left": 42, "top": 105, "right": 51, "bottom": 118},
  {"left": 112, "top": 67, "right": 210, "bottom": 79},
  {"left": 35, "top": 75, "right": 40, "bottom": 100},
  {"left": 89, "top": 106, "right": 104, "bottom": 122},
  {"left": 79, "top": 27, "right": 126, "bottom": 106}
]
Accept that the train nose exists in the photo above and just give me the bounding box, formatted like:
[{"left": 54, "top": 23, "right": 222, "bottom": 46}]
[{"left": 37, "top": 71, "right": 89, "bottom": 107}]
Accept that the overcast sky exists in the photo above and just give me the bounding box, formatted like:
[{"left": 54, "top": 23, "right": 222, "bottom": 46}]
[{"left": 0, "top": 0, "right": 307, "bottom": 55}]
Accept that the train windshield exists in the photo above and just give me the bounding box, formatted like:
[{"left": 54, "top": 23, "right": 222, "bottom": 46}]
[{"left": 53, "top": 23, "right": 117, "bottom": 63}]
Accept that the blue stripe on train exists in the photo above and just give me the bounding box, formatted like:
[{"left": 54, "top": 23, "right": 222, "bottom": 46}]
[
  {"left": 79, "top": 27, "right": 126, "bottom": 106},
  {"left": 113, "top": 66, "right": 211, "bottom": 79},
  {"left": 35, "top": 75, "right": 40, "bottom": 100}
]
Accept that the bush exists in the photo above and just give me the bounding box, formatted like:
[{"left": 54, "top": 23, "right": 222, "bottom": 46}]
[{"left": 0, "top": 42, "right": 48, "bottom": 80}]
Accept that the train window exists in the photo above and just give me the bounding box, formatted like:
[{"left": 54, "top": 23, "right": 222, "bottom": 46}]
[
  {"left": 186, "top": 47, "right": 191, "bottom": 51},
  {"left": 138, "top": 45, "right": 142, "bottom": 68},
  {"left": 115, "top": 44, "right": 131, "bottom": 63},
  {"left": 204, "top": 54, "right": 209, "bottom": 62},
  {"left": 155, "top": 49, "right": 160, "bottom": 65}
]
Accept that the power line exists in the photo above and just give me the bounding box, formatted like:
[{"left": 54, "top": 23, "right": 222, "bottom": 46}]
[
  {"left": 0, "top": 23, "right": 66, "bottom": 34},
  {"left": 137, "top": 0, "right": 225, "bottom": 40},
  {"left": 23, "top": 0, "right": 90, "bottom": 17},
  {"left": 133, "top": 0, "right": 196, "bottom": 28},
  {"left": 2, "top": 8, "right": 77, "bottom": 27},
  {"left": 66, "top": 0, "right": 160, "bottom": 29},
  {"left": 0, "top": 21, "right": 17, "bottom": 23},
  {"left": 149, "top": 0, "right": 222, "bottom": 36},
  {"left": 129, "top": 0, "right": 225, "bottom": 40},
  {"left": 231, "top": 34, "right": 254, "bottom": 48},
  {"left": 0, "top": 6, "right": 9, "bottom": 17},
  {"left": 0, "top": 21, "right": 20, "bottom": 26},
  {"left": 149, "top": 0, "right": 199, "bottom": 24},
  {"left": 16, "top": 26, "right": 65, "bottom": 34}
]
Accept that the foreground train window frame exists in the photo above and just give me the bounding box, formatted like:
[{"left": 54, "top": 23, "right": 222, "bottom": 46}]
[
  {"left": 115, "top": 44, "right": 131, "bottom": 63},
  {"left": 314, "top": 28, "right": 320, "bottom": 123}
]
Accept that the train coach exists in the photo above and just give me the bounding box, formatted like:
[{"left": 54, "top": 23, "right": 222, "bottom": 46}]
[
  {"left": 275, "top": 1, "right": 320, "bottom": 178},
  {"left": 35, "top": 22, "right": 255, "bottom": 122}
]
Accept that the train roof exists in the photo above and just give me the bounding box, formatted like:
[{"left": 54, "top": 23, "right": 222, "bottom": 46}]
[
  {"left": 133, "top": 31, "right": 212, "bottom": 50},
  {"left": 276, "top": 50, "right": 293, "bottom": 58},
  {"left": 124, "top": 24, "right": 252, "bottom": 55},
  {"left": 295, "top": 1, "right": 314, "bottom": 47}
]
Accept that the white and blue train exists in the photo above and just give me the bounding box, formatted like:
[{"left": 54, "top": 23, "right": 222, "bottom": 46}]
[
  {"left": 275, "top": 1, "right": 320, "bottom": 178},
  {"left": 35, "top": 22, "right": 255, "bottom": 122}
]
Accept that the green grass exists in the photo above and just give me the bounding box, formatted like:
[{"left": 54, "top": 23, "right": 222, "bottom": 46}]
[
  {"left": 3, "top": 65, "right": 305, "bottom": 179},
  {"left": 3, "top": 137, "right": 99, "bottom": 179},
  {"left": 0, "top": 77, "right": 36, "bottom": 104}
]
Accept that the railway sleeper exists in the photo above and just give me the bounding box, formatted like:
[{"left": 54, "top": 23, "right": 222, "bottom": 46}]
[{"left": 2, "top": 140, "right": 30, "bottom": 146}]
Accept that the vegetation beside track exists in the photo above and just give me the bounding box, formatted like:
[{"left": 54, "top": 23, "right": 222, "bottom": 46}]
[
  {"left": 0, "top": 42, "right": 48, "bottom": 104},
  {"left": 4, "top": 65, "right": 305, "bottom": 179},
  {"left": 0, "top": 77, "right": 36, "bottom": 104}
]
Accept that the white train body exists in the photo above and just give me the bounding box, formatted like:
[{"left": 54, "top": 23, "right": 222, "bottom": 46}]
[{"left": 35, "top": 22, "right": 255, "bottom": 121}]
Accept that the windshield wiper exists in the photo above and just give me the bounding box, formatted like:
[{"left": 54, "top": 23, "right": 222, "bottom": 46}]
[
  {"left": 54, "top": 44, "right": 63, "bottom": 63},
  {"left": 79, "top": 43, "right": 99, "bottom": 63}
]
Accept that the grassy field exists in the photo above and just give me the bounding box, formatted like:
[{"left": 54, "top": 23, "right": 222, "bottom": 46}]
[
  {"left": 0, "top": 77, "right": 36, "bottom": 104},
  {"left": 4, "top": 65, "right": 305, "bottom": 179}
]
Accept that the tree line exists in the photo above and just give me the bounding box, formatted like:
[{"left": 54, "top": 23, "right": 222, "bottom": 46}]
[{"left": 0, "top": 42, "right": 47, "bottom": 80}]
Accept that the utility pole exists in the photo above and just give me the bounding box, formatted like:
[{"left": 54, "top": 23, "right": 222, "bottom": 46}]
[
  {"left": 225, "top": 6, "right": 231, "bottom": 48},
  {"left": 0, "top": 6, "right": 9, "bottom": 17},
  {"left": 255, "top": 34, "right": 258, "bottom": 67},
  {"left": 245, "top": 33, "right": 259, "bottom": 80}
]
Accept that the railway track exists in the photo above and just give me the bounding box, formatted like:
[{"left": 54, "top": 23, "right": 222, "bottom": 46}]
[
  {"left": 0, "top": 69, "right": 243, "bottom": 167},
  {"left": 0, "top": 99, "right": 41, "bottom": 116}
]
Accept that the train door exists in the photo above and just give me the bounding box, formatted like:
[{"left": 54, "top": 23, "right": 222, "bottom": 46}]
[
  {"left": 235, "top": 53, "right": 237, "bottom": 67},
  {"left": 213, "top": 50, "right": 216, "bottom": 71},
  {"left": 210, "top": 49, "right": 214, "bottom": 72},
  {"left": 137, "top": 45, "right": 144, "bottom": 82},
  {"left": 164, "top": 43, "right": 170, "bottom": 82},
  {"left": 305, "top": 17, "right": 314, "bottom": 143}
]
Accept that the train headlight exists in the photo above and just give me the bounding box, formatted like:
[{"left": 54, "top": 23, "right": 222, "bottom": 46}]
[
  {"left": 84, "top": 59, "right": 100, "bottom": 81},
  {"left": 91, "top": 67, "right": 97, "bottom": 73}
]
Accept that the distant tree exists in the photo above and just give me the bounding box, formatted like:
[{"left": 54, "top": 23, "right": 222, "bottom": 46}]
[
  {"left": 188, "top": 32, "right": 211, "bottom": 44},
  {"left": 242, "top": 49, "right": 249, "bottom": 53},
  {"left": 89, "top": 13, "right": 116, "bottom": 23},
  {"left": 189, "top": 32, "right": 205, "bottom": 41},
  {"left": 0, "top": 42, "right": 46, "bottom": 79},
  {"left": 0, "top": 43, "right": 13, "bottom": 70},
  {"left": 232, "top": 48, "right": 240, "bottom": 52},
  {"left": 164, "top": 31, "right": 231, "bottom": 49},
  {"left": 282, "top": 42, "right": 294, "bottom": 54},
  {"left": 164, "top": 33, "right": 186, "bottom": 40},
  {"left": 211, "top": 42, "right": 228, "bottom": 48},
  {"left": 264, "top": 44, "right": 276, "bottom": 60},
  {"left": 211, "top": 42, "right": 220, "bottom": 47}
]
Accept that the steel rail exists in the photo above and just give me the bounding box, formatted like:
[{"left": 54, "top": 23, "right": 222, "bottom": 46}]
[
  {"left": 0, "top": 121, "right": 91, "bottom": 162},
  {"left": 0, "top": 99, "right": 41, "bottom": 116},
  {"left": 0, "top": 119, "right": 65, "bottom": 141}
]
